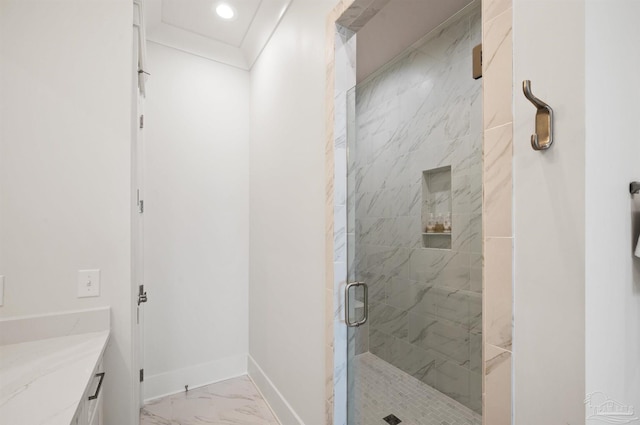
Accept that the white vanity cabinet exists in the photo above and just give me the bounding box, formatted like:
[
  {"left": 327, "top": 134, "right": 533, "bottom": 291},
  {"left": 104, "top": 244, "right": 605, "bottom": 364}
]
[{"left": 72, "top": 357, "right": 105, "bottom": 425}]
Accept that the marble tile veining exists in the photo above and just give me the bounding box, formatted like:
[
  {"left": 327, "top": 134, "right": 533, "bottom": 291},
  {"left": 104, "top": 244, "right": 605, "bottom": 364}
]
[
  {"left": 482, "top": 0, "right": 514, "bottom": 421},
  {"left": 483, "top": 345, "right": 512, "bottom": 425},
  {"left": 330, "top": 0, "right": 516, "bottom": 421},
  {"left": 140, "top": 376, "right": 279, "bottom": 425},
  {"left": 351, "top": 352, "right": 481, "bottom": 425},
  {"left": 353, "top": 3, "right": 482, "bottom": 413},
  {"left": 482, "top": 7, "right": 513, "bottom": 130}
]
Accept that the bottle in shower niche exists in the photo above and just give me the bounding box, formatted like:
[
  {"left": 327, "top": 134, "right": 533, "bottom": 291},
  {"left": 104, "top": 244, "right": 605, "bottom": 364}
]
[
  {"left": 444, "top": 213, "right": 452, "bottom": 233},
  {"left": 426, "top": 213, "right": 436, "bottom": 233},
  {"left": 434, "top": 213, "right": 445, "bottom": 233}
]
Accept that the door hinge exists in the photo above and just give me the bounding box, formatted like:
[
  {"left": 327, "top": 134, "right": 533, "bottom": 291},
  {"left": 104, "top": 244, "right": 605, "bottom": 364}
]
[
  {"left": 140, "top": 369, "right": 144, "bottom": 382},
  {"left": 137, "top": 189, "right": 144, "bottom": 213},
  {"left": 472, "top": 43, "right": 482, "bottom": 80},
  {"left": 139, "top": 114, "right": 144, "bottom": 129}
]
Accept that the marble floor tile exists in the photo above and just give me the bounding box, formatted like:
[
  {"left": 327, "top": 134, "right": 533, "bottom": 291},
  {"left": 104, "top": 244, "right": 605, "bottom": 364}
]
[
  {"left": 352, "top": 352, "right": 481, "bottom": 425},
  {"left": 140, "top": 376, "right": 279, "bottom": 425}
]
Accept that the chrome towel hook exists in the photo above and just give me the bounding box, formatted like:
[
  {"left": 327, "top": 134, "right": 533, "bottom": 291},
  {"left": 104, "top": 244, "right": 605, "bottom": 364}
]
[{"left": 523, "top": 80, "right": 554, "bottom": 151}]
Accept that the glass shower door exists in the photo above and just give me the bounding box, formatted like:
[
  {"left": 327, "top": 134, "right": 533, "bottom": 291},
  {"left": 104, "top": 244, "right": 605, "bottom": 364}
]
[{"left": 344, "top": 3, "right": 483, "bottom": 424}]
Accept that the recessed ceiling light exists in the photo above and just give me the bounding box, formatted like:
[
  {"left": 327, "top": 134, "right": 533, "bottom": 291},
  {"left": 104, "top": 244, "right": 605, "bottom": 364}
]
[{"left": 215, "top": 3, "right": 236, "bottom": 20}]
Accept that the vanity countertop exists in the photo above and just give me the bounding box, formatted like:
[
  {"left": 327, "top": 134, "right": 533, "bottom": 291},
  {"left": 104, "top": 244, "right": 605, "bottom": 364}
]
[{"left": 0, "top": 330, "right": 110, "bottom": 425}]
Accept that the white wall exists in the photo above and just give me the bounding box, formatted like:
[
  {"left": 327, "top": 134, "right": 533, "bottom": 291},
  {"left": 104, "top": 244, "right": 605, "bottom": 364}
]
[
  {"left": 585, "top": 0, "right": 640, "bottom": 416},
  {"left": 248, "top": 0, "right": 336, "bottom": 423},
  {"left": 0, "top": 0, "right": 135, "bottom": 424},
  {"left": 143, "top": 42, "right": 250, "bottom": 400},
  {"left": 513, "top": 1, "right": 586, "bottom": 423},
  {"left": 514, "top": 0, "right": 640, "bottom": 422}
]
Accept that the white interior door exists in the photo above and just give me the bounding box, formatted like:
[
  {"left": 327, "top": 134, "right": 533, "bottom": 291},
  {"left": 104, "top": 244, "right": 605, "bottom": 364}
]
[
  {"left": 135, "top": 92, "right": 146, "bottom": 407},
  {"left": 132, "top": 5, "right": 147, "bottom": 409}
]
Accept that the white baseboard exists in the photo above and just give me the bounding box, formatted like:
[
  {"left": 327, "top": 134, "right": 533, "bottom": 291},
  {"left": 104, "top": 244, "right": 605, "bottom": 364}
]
[
  {"left": 247, "top": 355, "right": 305, "bottom": 425},
  {"left": 143, "top": 353, "right": 247, "bottom": 402}
]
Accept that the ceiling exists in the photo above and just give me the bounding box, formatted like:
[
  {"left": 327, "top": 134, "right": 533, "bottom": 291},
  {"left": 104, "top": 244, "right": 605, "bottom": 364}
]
[
  {"left": 161, "top": 0, "right": 260, "bottom": 48},
  {"left": 143, "top": 0, "right": 475, "bottom": 76},
  {"left": 356, "top": 0, "right": 475, "bottom": 82},
  {"left": 144, "top": 0, "right": 292, "bottom": 69}
]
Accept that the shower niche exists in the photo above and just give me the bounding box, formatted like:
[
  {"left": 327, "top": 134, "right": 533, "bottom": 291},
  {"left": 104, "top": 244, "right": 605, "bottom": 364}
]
[{"left": 421, "top": 166, "right": 452, "bottom": 249}]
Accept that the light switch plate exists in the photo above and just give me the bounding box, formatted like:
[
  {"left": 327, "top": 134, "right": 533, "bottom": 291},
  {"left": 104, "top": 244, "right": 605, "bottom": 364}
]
[
  {"left": 0, "top": 276, "right": 4, "bottom": 306},
  {"left": 77, "top": 269, "right": 100, "bottom": 298}
]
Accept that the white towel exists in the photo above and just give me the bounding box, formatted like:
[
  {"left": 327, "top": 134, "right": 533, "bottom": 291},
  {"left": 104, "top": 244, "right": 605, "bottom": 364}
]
[{"left": 636, "top": 235, "right": 640, "bottom": 258}]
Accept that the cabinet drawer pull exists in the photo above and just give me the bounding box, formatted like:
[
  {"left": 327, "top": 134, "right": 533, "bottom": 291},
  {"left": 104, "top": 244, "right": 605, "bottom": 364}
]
[{"left": 88, "top": 372, "right": 105, "bottom": 401}]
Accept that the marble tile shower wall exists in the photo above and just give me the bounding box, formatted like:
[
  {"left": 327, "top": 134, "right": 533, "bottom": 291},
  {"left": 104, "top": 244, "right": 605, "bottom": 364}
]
[{"left": 351, "top": 6, "right": 482, "bottom": 413}]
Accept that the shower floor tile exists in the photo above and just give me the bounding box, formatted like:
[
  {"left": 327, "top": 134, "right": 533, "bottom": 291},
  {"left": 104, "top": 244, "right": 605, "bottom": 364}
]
[
  {"left": 353, "top": 353, "right": 481, "bottom": 425},
  {"left": 140, "top": 375, "right": 279, "bottom": 425}
]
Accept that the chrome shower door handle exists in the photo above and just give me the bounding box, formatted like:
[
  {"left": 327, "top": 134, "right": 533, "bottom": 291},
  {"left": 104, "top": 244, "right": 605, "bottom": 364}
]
[{"left": 345, "top": 282, "right": 368, "bottom": 327}]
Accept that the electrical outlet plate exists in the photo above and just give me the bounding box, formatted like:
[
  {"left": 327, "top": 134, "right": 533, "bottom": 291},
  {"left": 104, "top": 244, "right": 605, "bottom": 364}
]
[{"left": 77, "top": 269, "right": 100, "bottom": 298}]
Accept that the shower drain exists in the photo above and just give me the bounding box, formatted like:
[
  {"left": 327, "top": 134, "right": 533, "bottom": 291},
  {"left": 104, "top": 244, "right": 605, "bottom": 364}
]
[{"left": 382, "top": 414, "right": 402, "bottom": 425}]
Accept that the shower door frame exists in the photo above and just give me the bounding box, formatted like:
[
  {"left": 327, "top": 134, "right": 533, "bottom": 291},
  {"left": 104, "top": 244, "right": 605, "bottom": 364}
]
[{"left": 325, "top": 1, "right": 515, "bottom": 424}]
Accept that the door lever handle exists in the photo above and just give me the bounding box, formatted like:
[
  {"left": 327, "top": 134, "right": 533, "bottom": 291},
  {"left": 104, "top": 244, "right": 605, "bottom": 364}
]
[{"left": 138, "top": 284, "right": 147, "bottom": 306}]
